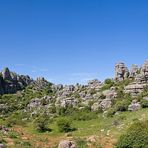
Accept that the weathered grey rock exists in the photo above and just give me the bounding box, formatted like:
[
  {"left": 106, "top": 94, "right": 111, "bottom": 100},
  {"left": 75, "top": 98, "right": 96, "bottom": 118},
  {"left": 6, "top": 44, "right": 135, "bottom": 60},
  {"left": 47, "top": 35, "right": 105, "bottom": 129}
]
[
  {"left": 52, "top": 84, "right": 63, "bottom": 91},
  {"left": 0, "top": 68, "right": 33, "bottom": 94},
  {"left": 56, "top": 97, "right": 78, "bottom": 108},
  {"left": 32, "top": 77, "right": 51, "bottom": 91},
  {"left": 0, "top": 76, "right": 4, "bottom": 94},
  {"left": 143, "top": 97, "right": 148, "bottom": 101},
  {"left": 115, "top": 63, "right": 129, "bottom": 81},
  {"left": 125, "top": 83, "right": 145, "bottom": 96},
  {"left": 58, "top": 140, "right": 76, "bottom": 148},
  {"left": 88, "top": 79, "right": 102, "bottom": 89},
  {"left": 128, "top": 100, "right": 141, "bottom": 111},
  {"left": 0, "top": 143, "right": 5, "bottom": 148},
  {"left": 100, "top": 99, "right": 112, "bottom": 110},
  {"left": 0, "top": 104, "right": 8, "bottom": 113},
  {"left": 27, "top": 98, "right": 41, "bottom": 110},
  {"left": 103, "top": 87, "right": 117, "bottom": 100},
  {"left": 130, "top": 64, "right": 139, "bottom": 78},
  {"left": 91, "top": 102, "right": 101, "bottom": 111},
  {"left": 124, "top": 61, "right": 148, "bottom": 96},
  {"left": 64, "top": 85, "right": 75, "bottom": 92},
  {"left": 2, "top": 67, "right": 12, "bottom": 80},
  {"left": 141, "top": 60, "right": 148, "bottom": 78}
]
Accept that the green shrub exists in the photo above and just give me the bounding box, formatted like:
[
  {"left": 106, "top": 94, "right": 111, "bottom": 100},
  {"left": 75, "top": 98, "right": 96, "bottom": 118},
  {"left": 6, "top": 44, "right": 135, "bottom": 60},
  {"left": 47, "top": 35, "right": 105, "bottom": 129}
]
[
  {"left": 104, "top": 78, "right": 114, "bottom": 85},
  {"left": 34, "top": 115, "right": 51, "bottom": 132},
  {"left": 140, "top": 99, "right": 148, "bottom": 108},
  {"left": 116, "top": 120, "right": 148, "bottom": 148},
  {"left": 72, "top": 111, "right": 98, "bottom": 121},
  {"left": 57, "top": 118, "right": 75, "bottom": 133},
  {"left": 115, "top": 100, "right": 131, "bottom": 112},
  {"left": 106, "top": 108, "right": 116, "bottom": 117}
]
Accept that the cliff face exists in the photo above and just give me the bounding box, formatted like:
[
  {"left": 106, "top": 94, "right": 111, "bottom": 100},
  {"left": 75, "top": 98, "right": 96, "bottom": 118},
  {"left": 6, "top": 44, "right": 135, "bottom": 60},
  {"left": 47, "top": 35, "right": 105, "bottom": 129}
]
[{"left": 0, "top": 67, "right": 33, "bottom": 94}]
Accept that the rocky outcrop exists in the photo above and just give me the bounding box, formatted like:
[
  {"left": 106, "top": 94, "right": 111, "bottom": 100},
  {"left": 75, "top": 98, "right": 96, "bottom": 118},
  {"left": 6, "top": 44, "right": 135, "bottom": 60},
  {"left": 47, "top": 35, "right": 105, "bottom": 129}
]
[
  {"left": 130, "top": 64, "right": 139, "bottom": 78},
  {"left": 88, "top": 79, "right": 102, "bottom": 89},
  {"left": 124, "top": 61, "right": 148, "bottom": 96},
  {"left": 2, "top": 67, "right": 12, "bottom": 80},
  {"left": 31, "top": 77, "right": 52, "bottom": 91},
  {"left": 0, "top": 67, "right": 33, "bottom": 94},
  {"left": 115, "top": 63, "right": 129, "bottom": 81}
]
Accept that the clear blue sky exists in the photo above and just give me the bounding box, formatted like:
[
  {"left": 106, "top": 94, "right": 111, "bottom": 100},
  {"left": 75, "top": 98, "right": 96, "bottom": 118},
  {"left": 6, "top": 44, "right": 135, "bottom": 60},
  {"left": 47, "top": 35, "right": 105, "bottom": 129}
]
[{"left": 0, "top": 0, "right": 147, "bottom": 84}]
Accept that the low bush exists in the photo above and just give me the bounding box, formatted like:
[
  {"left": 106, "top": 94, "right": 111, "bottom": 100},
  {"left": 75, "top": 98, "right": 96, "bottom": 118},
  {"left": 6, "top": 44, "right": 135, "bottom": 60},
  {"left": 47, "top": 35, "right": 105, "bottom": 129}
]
[
  {"left": 106, "top": 108, "right": 116, "bottom": 117},
  {"left": 140, "top": 99, "right": 148, "bottom": 108},
  {"left": 115, "top": 99, "right": 131, "bottom": 112},
  {"left": 57, "top": 118, "right": 75, "bottom": 133},
  {"left": 72, "top": 111, "right": 98, "bottom": 121},
  {"left": 116, "top": 120, "right": 148, "bottom": 148},
  {"left": 34, "top": 115, "right": 51, "bottom": 132}
]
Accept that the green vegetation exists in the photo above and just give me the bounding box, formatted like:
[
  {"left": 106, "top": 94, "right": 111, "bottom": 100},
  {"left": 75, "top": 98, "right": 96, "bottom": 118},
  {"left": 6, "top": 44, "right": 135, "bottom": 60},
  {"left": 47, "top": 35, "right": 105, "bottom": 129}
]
[
  {"left": 34, "top": 114, "right": 51, "bottom": 132},
  {"left": 57, "top": 118, "right": 76, "bottom": 133},
  {"left": 116, "top": 120, "right": 148, "bottom": 148}
]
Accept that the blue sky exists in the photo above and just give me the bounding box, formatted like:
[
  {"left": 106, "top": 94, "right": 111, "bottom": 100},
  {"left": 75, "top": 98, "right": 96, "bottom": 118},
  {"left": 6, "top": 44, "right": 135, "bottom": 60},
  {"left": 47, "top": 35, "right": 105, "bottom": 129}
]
[{"left": 0, "top": 0, "right": 148, "bottom": 84}]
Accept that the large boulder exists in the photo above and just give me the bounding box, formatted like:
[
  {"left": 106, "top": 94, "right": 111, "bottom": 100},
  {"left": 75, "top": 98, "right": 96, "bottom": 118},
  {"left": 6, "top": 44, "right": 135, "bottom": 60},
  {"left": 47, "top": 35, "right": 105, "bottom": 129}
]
[
  {"left": 128, "top": 100, "right": 141, "bottom": 111},
  {"left": 0, "top": 143, "right": 5, "bottom": 148},
  {"left": 58, "top": 140, "right": 76, "bottom": 148}
]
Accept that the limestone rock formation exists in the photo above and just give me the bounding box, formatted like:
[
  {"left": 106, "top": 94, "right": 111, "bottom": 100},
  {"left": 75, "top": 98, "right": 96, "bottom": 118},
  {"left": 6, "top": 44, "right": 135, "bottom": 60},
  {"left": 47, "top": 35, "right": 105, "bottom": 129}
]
[
  {"left": 0, "top": 67, "right": 33, "bottom": 94},
  {"left": 124, "top": 60, "right": 148, "bottom": 96},
  {"left": 115, "top": 63, "right": 129, "bottom": 81},
  {"left": 130, "top": 64, "right": 139, "bottom": 78},
  {"left": 128, "top": 100, "right": 141, "bottom": 111}
]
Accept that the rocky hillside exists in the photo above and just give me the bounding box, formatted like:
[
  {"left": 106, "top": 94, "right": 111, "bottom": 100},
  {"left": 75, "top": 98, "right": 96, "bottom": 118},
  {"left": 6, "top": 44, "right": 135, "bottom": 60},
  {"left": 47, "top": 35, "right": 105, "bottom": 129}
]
[
  {"left": 0, "top": 61, "right": 148, "bottom": 114},
  {"left": 0, "top": 61, "right": 147, "bottom": 148}
]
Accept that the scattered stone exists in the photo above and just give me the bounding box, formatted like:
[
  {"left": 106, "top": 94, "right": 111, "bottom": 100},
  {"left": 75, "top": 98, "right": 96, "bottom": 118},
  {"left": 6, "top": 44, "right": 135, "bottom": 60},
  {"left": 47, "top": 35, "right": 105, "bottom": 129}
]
[
  {"left": 87, "top": 135, "right": 97, "bottom": 143},
  {"left": 58, "top": 140, "right": 76, "bottom": 148}
]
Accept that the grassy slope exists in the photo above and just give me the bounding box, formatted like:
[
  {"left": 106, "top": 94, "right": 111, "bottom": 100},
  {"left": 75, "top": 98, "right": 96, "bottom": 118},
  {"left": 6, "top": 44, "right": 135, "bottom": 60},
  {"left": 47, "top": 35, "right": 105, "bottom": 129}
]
[{"left": 4, "top": 108, "right": 147, "bottom": 148}]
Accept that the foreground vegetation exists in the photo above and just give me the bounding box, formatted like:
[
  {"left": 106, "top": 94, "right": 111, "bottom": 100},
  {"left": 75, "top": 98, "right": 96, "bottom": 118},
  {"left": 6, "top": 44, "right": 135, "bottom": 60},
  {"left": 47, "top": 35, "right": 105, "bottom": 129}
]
[{"left": 0, "top": 107, "right": 147, "bottom": 148}]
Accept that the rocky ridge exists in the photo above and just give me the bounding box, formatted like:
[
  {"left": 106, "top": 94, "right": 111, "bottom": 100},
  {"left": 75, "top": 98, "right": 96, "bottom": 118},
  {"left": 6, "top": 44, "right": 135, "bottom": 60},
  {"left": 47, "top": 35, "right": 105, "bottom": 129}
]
[{"left": 0, "top": 60, "right": 148, "bottom": 116}]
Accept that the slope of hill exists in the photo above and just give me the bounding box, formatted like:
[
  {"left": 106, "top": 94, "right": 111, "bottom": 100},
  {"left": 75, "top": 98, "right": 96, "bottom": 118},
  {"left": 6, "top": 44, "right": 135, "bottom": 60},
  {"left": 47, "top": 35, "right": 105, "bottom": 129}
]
[{"left": 0, "top": 61, "right": 147, "bottom": 148}]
